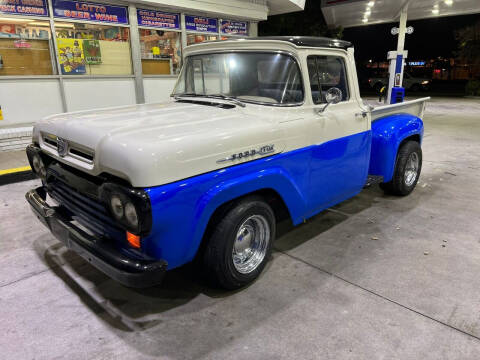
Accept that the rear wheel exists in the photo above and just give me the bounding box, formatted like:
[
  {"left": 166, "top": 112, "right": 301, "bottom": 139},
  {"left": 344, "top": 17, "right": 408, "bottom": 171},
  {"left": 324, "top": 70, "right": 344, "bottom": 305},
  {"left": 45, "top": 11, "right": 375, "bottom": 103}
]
[
  {"left": 381, "top": 140, "right": 422, "bottom": 196},
  {"left": 410, "top": 83, "right": 421, "bottom": 92},
  {"left": 203, "top": 196, "right": 275, "bottom": 289}
]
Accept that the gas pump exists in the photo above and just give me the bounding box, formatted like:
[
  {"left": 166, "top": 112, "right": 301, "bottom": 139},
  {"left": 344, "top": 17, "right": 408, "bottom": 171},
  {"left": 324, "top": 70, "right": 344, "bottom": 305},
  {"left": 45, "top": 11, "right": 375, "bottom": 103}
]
[
  {"left": 386, "top": 50, "right": 407, "bottom": 104},
  {"left": 385, "top": 5, "right": 413, "bottom": 104}
]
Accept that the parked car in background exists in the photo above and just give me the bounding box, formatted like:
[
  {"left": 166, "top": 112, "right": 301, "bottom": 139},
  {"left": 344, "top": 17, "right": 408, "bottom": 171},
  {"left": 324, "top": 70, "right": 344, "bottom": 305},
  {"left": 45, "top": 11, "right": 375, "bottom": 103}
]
[{"left": 368, "top": 72, "right": 431, "bottom": 92}]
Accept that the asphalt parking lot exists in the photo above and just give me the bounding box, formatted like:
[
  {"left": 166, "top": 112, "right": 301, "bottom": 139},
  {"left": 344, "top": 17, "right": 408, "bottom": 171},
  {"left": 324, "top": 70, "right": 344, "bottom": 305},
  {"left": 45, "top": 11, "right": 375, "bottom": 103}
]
[{"left": 1, "top": 97, "right": 480, "bottom": 359}]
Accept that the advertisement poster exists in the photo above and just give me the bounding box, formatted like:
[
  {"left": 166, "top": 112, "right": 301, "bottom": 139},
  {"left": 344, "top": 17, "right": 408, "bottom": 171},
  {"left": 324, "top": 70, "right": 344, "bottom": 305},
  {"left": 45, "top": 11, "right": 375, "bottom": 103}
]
[
  {"left": 83, "top": 39, "right": 101, "bottom": 64},
  {"left": 57, "top": 38, "right": 86, "bottom": 74},
  {"left": 137, "top": 9, "right": 180, "bottom": 29},
  {"left": 185, "top": 15, "right": 217, "bottom": 33},
  {"left": 220, "top": 20, "right": 248, "bottom": 35},
  {"left": 0, "top": 0, "right": 48, "bottom": 17},
  {"left": 53, "top": 0, "right": 128, "bottom": 25}
]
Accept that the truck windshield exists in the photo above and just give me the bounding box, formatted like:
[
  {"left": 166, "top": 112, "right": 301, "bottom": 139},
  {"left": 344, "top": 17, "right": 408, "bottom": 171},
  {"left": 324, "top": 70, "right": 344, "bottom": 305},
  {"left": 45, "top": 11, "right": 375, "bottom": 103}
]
[{"left": 172, "top": 52, "right": 304, "bottom": 105}]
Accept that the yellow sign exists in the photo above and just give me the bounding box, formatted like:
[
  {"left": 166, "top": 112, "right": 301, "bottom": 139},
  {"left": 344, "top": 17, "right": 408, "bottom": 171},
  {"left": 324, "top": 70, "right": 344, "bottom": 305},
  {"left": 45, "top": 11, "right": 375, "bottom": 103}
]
[
  {"left": 0, "top": 106, "right": 3, "bottom": 121},
  {"left": 57, "top": 38, "right": 86, "bottom": 75}
]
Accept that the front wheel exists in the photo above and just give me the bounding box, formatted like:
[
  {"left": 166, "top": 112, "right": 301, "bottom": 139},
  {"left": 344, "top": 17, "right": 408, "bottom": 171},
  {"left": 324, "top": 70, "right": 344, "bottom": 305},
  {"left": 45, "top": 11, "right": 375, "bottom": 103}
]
[
  {"left": 381, "top": 140, "right": 422, "bottom": 196},
  {"left": 203, "top": 196, "right": 276, "bottom": 289}
]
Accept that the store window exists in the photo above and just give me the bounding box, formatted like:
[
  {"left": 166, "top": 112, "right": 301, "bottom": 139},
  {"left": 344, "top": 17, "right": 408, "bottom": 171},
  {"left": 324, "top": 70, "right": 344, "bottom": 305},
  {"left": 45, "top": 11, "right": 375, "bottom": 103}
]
[
  {"left": 54, "top": 22, "right": 132, "bottom": 75},
  {"left": 0, "top": 18, "right": 54, "bottom": 75},
  {"left": 140, "top": 29, "right": 181, "bottom": 75},
  {"left": 186, "top": 34, "right": 217, "bottom": 45}
]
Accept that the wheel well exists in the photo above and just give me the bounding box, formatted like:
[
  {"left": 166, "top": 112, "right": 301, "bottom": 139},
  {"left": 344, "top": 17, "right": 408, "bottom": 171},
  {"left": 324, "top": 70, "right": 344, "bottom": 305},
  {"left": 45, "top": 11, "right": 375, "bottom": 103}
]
[
  {"left": 196, "top": 189, "right": 292, "bottom": 260},
  {"left": 399, "top": 134, "right": 421, "bottom": 149}
]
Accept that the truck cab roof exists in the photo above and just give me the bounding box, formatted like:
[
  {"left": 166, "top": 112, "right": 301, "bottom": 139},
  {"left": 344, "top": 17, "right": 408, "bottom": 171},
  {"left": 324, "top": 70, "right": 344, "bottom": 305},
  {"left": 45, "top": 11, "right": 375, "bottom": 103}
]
[{"left": 185, "top": 36, "right": 353, "bottom": 55}]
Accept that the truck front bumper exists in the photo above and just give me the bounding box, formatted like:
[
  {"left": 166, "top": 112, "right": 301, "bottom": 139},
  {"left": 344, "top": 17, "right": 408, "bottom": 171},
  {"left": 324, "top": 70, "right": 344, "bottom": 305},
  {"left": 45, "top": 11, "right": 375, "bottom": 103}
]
[{"left": 26, "top": 186, "right": 167, "bottom": 288}]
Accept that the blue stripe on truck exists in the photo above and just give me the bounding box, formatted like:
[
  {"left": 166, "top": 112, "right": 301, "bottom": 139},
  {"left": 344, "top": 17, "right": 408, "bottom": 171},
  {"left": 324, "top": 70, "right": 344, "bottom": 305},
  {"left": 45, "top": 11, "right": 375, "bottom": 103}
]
[{"left": 143, "top": 130, "right": 371, "bottom": 269}]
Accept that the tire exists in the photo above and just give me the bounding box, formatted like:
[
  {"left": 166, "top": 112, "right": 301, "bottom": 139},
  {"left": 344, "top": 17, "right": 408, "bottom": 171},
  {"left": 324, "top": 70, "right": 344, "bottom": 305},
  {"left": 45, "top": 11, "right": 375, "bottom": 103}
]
[
  {"left": 203, "top": 196, "right": 276, "bottom": 289},
  {"left": 381, "top": 140, "right": 422, "bottom": 196},
  {"left": 410, "top": 83, "right": 421, "bottom": 92}
]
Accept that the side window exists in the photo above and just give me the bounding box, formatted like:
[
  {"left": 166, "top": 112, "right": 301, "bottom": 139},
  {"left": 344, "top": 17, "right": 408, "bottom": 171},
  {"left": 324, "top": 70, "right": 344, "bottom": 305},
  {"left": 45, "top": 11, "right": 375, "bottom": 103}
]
[{"left": 307, "top": 55, "right": 349, "bottom": 104}]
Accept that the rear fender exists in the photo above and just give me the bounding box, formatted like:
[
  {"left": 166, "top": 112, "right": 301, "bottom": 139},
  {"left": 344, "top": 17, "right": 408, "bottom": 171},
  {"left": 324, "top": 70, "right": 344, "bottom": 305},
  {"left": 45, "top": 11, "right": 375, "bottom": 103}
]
[{"left": 369, "top": 114, "right": 424, "bottom": 182}]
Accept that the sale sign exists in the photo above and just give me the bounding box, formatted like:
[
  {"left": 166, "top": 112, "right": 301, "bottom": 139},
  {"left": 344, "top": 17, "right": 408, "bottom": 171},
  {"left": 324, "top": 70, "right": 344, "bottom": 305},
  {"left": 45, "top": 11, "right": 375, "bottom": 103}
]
[{"left": 137, "top": 9, "right": 180, "bottom": 29}]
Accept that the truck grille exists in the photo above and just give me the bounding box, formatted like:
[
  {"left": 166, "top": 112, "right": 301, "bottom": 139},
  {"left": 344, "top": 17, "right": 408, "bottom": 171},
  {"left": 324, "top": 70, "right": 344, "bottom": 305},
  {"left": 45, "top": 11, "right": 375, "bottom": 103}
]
[
  {"left": 42, "top": 134, "right": 95, "bottom": 164},
  {"left": 48, "top": 177, "right": 123, "bottom": 240}
]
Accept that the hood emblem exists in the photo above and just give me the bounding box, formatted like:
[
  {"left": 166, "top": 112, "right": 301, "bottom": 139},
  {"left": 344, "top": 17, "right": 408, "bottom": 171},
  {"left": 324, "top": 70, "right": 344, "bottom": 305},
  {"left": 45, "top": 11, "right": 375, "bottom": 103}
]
[
  {"left": 56, "top": 137, "right": 68, "bottom": 157},
  {"left": 217, "top": 145, "right": 275, "bottom": 164}
]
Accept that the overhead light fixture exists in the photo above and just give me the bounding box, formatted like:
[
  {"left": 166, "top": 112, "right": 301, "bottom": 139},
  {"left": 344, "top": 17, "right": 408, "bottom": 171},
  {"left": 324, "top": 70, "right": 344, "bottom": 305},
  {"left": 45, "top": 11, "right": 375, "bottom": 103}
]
[
  {"left": 367, "top": 1, "right": 375, "bottom": 6},
  {"left": 432, "top": 8, "right": 440, "bottom": 14},
  {"left": 365, "top": 10, "right": 371, "bottom": 16},
  {"left": 0, "top": 17, "right": 34, "bottom": 23},
  {"left": 362, "top": 18, "right": 368, "bottom": 23},
  {"left": 444, "top": 0, "right": 453, "bottom": 5}
]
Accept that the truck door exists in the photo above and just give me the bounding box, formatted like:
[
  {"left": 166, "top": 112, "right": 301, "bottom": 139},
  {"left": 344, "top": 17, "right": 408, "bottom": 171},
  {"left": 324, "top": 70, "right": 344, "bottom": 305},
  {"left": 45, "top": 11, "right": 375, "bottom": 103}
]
[{"left": 306, "top": 54, "right": 371, "bottom": 216}]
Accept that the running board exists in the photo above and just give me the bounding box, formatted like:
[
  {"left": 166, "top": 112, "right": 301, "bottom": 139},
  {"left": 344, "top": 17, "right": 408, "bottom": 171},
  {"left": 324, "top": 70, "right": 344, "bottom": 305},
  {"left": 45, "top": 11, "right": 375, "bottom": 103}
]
[{"left": 364, "top": 175, "right": 384, "bottom": 188}]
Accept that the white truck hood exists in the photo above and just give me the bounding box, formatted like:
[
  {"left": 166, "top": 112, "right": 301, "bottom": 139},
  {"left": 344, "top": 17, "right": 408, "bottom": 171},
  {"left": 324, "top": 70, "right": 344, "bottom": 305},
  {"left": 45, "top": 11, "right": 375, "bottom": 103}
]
[{"left": 34, "top": 101, "right": 286, "bottom": 187}]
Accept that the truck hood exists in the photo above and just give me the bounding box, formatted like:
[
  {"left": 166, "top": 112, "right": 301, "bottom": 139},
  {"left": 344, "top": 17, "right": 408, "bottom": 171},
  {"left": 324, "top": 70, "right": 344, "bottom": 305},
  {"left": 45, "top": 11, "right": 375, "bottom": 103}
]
[{"left": 34, "top": 101, "right": 286, "bottom": 187}]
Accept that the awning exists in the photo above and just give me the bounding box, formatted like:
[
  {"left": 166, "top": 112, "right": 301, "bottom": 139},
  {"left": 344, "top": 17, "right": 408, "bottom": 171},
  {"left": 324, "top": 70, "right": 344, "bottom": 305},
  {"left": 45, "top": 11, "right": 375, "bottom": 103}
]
[{"left": 321, "top": 0, "right": 480, "bottom": 28}]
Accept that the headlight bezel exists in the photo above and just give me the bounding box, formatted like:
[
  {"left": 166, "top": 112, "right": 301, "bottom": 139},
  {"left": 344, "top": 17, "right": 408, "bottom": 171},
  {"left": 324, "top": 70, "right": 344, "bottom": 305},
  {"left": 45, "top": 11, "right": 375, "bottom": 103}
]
[
  {"left": 100, "top": 183, "right": 152, "bottom": 237},
  {"left": 26, "top": 144, "right": 51, "bottom": 181}
]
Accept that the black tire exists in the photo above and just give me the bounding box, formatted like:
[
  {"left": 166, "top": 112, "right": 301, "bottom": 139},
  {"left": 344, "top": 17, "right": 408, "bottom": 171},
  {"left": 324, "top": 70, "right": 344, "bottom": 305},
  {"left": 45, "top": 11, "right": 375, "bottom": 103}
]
[
  {"left": 410, "top": 83, "right": 421, "bottom": 92},
  {"left": 203, "top": 196, "right": 276, "bottom": 289},
  {"left": 381, "top": 140, "right": 422, "bottom": 196}
]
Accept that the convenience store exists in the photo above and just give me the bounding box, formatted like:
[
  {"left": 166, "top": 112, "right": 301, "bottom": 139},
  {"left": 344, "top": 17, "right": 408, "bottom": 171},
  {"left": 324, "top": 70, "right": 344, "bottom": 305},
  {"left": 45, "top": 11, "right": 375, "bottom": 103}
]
[{"left": 0, "top": 0, "right": 304, "bottom": 148}]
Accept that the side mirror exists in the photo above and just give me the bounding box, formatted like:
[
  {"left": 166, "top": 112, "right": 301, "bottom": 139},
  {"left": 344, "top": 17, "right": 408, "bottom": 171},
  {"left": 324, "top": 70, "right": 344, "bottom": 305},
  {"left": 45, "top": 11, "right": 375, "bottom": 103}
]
[{"left": 318, "top": 87, "right": 343, "bottom": 113}]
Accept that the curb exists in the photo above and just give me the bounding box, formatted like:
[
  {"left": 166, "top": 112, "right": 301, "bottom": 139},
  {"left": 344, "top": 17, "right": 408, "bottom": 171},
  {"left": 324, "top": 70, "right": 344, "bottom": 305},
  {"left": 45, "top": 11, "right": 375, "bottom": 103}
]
[{"left": 0, "top": 166, "right": 36, "bottom": 186}]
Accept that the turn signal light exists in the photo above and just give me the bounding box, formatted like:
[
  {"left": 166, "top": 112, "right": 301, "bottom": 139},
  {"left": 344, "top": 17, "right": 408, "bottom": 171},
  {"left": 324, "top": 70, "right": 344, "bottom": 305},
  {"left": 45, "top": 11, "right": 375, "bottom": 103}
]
[{"left": 126, "top": 231, "right": 141, "bottom": 248}]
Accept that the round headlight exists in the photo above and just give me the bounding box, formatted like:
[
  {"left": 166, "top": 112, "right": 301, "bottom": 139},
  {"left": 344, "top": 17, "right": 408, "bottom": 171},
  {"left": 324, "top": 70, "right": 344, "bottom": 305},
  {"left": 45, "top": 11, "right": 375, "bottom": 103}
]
[
  {"left": 110, "top": 195, "right": 124, "bottom": 219},
  {"left": 124, "top": 202, "right": 138, "bottom": 229},
  {"left": 32, "top": 154, "right": 41, "bottom": 173}
]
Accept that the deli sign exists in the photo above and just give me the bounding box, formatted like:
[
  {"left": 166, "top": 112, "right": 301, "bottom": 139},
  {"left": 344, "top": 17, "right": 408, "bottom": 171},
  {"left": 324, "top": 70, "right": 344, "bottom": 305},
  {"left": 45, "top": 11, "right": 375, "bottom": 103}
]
[
  {"left": 0, "top": 0, "right": 49, "bottom": 17},
  {"left": 53, "top": 0, "right": 128, "bottom": 24}
]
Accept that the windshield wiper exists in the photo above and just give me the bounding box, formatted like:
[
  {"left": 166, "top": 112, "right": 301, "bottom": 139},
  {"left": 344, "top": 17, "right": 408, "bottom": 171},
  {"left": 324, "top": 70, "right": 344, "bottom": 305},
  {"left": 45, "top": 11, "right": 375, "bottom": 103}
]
[
  {"left": 174, "top": 93, "right": 246, "bottom": 108},
  {"left": 205, "top": 94, "right": 246, "bottom": 108}
]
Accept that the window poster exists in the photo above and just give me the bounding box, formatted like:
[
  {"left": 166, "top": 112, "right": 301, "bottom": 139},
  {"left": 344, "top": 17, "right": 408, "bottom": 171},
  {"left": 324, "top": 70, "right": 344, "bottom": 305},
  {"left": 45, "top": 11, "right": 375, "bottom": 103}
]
[
  {"left": 57, "top": 38, "right": 86, "bottom": 74},
  {"left": 83, "top": 39, "right": 101, "bottom": 64}
]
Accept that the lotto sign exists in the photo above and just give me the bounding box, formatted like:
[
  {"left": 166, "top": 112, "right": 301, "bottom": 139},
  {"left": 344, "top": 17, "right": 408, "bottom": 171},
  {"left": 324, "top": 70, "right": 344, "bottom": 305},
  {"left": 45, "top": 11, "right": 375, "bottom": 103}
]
[{"left": 53, "top": 0, "right": 128, "bottom": 24}]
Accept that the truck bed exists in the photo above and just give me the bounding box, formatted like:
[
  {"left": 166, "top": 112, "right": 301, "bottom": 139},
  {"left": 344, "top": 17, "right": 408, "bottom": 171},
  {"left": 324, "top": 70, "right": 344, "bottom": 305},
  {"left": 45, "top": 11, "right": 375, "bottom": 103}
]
[{"left": 369, "top": 97, "right": 430, "bottom": 122}]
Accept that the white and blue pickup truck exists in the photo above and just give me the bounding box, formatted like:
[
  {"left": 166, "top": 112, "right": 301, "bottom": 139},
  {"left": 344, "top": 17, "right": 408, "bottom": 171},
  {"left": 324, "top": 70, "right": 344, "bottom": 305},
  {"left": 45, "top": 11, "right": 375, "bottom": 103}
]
[{"left": 25, "top": 36, "right": 429, "bottom": 289}]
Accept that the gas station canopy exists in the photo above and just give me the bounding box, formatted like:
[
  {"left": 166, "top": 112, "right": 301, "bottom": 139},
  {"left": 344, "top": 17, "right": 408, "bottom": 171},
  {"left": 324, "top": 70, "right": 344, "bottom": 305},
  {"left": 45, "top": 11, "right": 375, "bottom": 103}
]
[{"left": 321, "top": 0, "right": 480, "bottom": 28}]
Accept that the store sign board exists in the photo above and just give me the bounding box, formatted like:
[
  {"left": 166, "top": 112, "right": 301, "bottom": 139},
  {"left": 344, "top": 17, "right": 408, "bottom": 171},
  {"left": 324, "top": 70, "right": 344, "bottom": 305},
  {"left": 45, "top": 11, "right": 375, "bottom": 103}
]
[
  {"left": 137, "top": 9, "right": 180, "bottom": 29},
  {"left": 220, "top": 20, "right": 248, "bottom": 35},
  {"left": 0, "top": 0, "right": 49, "bottom": 17},
  {"left": 53, "top": 0, "right": 128, "bottom": 25},
  {"left": 185, "top": 15, "right": 217, "bottom": 33}
]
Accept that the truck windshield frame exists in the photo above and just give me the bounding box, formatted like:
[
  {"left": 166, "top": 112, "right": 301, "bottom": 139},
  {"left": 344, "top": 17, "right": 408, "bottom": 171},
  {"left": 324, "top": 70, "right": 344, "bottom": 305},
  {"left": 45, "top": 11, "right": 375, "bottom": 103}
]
[{"left": 172, "top": 51, "right": 305, "bottom": 106}]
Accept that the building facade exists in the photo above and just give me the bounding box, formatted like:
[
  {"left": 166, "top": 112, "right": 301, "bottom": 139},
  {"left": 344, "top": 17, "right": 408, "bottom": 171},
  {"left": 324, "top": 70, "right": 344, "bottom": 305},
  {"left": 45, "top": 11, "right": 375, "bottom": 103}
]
[{"left": 0, "top": 0, "right": 305, "bottom": 150}]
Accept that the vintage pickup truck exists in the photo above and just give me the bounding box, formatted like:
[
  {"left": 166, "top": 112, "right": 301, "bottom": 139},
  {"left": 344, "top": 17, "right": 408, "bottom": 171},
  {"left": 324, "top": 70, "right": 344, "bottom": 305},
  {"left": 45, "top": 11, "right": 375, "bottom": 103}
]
[{"left": 26, "top": 36, "right": 429, "bottom": 289}]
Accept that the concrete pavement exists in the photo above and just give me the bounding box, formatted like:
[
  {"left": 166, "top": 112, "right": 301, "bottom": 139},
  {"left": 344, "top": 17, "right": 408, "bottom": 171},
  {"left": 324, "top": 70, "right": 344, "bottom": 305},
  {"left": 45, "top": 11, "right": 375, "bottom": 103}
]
[{"left": 1, "top": 97, "right": 480, "bottom": 359}]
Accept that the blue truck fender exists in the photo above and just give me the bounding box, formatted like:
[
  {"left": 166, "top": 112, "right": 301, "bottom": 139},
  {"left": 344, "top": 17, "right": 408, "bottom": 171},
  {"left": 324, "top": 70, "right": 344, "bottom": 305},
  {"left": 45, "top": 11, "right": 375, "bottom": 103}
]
[
  {"left": 144, "top": 160, "right": 309, "bottom": 269},
  {"left": 369, "top": 114, "right": 424, "bottom": 182}
]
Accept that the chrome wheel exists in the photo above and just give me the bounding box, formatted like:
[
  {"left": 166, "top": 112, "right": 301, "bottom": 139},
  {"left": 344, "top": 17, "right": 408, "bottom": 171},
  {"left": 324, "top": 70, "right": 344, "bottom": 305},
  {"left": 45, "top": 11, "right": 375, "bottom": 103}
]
[
  {"left": 232, "top": 215, "right": 270, "bottom": 274},
  {"left": 404, "top": 152, "right": 419, "bottom": 186}
]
